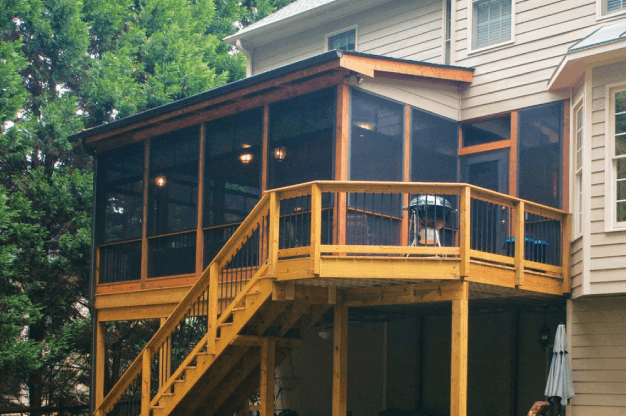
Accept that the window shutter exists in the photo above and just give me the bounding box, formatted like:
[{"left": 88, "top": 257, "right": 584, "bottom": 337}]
[{"left": 474, "top": 0, "right": 512, "bottom": 49}]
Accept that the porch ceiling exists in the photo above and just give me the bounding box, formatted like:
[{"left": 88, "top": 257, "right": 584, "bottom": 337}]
[{"left": 69, "top": 50, "right": 473, "bottom": 152}]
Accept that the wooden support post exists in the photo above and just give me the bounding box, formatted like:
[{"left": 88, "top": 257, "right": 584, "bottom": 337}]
[
  {"left": 311, "top": 183, "right": 322, "bottom": 274},
  {"left": 450, "top": 293, "right": 468, "bottom": 416},
  {"left": 561, "top": 213, "right": 572, "bottom": 293},
  {"left": 141, "top": 349, "right": 152, "bottom": 416},
  {"left": 141, "top": 140, "right": 150, "bottom": 288},
  {"left": 332, "top": 303, "right": 348, "bottom": 416},
  {"left": 514, "top": 201, "right": 525, "bottom": 287},
  {"left": 208, "top": 262, "right": 219, "bottom": 354},
  {"left": 95, "top": 321, "right": 106, "bottom": 409},
  {"left": 260, "top": 338, "right": 277, "bottom": 416},
  {"left": 262, "top": 104, "right": 269, "bottom": 192},
  {"left": 509, "top": 111, "right": 518, "bottom": 197},
  {"left": 459, "top": 186, "right": 471, "bottom": 278},
  {"left": 402, "top": 104, "right": 411, "bottom": 247},
  {"left": 196, "top": 123, "right": 206, "bottom": 277},
  {"left": 268, "top": 192, "right": 280, "bottom": 277},
  {"left": 335, "top": 83, "right": 349, "bottom": 246}
]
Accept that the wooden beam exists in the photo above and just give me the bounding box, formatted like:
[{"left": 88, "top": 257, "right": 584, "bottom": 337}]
[
  {"left": 339, "top": 54, "right": 474, "bottom": 83},
  {"left": 457, "top": 139, "right": 511, "bottom": 156},
  {"left": 260, "top": 338, "right": 277, "bottom": 416},
  {"left": 343, "top": 281, "right": 466, "bottom": 307},
  {"left": 95, "top": 321, "right": 106, "bottom": 409},
  {"left": 97, "top": 303, "right": 177, "bottom": 322},
  {"left": 94, "top": 285, "right": 191, "bottom": 310},
  {"left": 450, "top": 290, "right": 468, "bottom": 416},
  {"left": 208, "top": 262, "right": 219, "bottom": 354},
  {"left": 268, "top": 192, "right": 280, "bottom": 277},
  {"left": 335, "top": 83, "right": 350, "bottom": 246},
  {"left": 310, "top": 183, "right": 322, "bottom": 274},
  {"left": 460, "top": 185, "right": 471, "bottom": 278},
  {"left": 141, "top": 350, "right": 151, "bottom": 416},
  {"left": 332, "top": 303, "right": 348, "bottom": 416},
  {"left": 319, "top": 256, "right": 460, "bottom": 280}
]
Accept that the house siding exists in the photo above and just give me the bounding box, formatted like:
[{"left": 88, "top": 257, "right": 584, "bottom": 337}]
[
  {"left": 253, "top": 0, "right": 444, "bottom": 75},
  {"left": 454, "top": 0, "right": 626, "bottom": 120},
  {"left": 571, "top": 237, "right": 584, "bottom": 298},
  {"left": 569, "top": 296, "right": 626, "bottom": 416},
  {"left": 584, "top": 62, "right": 626, "bottom": 295}
]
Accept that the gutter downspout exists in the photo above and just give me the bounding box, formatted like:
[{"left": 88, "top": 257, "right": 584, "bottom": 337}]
[{"left": 236, "top": 39, "right": 253, "bottom": 78}]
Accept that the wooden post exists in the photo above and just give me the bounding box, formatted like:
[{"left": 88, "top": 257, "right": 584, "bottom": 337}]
[
  {"left": 561, "top": 213, "right": 572, "bottom": 293},
  {"left": 402, "top": 104, "right": 411, "bottom": 247},
  {"left": 260, "top": 338, "right": 277, "bottom": 416},
  {"left": 196, "top": 123, "right": 206, "bottom": 277},
  {"left": 208, "top": 262, "right": 219, "bottom": 354},
  {"left": 514, "top": 201, "right": 525, "bottom": 287},
  {"left": 459, "top": 186, "right": 471, "bottom": 278},
  {"left": 95, "top": 321, "right": 106, "bottom": 409},
  {"left": 262, "top": 104, "right": 269, "bottom": 192},
  {"left": 335, "top": 83, "right": 349, "bottom": 246},
  {"left": 311, "top": 183, "right": 322, "bottom": 274},
  {"left": 450, "top": 294, "right": 468, "bottom": 416},
  {"left": 268, "top": 192, "right": 280, "bottom": 277},
  {"left": 509, "top": 111, "right": 518, "bottom": 197},
  {"left": 332, "top": 303, "right": 348, "bottom": 416},
  {"left": 141, "top": 140, "right": 150, "bottom": 288},
  {"left": 141, "top": 349, "right": 152, "bottom": 416}
]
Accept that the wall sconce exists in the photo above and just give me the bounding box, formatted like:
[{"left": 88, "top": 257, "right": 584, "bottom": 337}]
[
  {"left": 155, "top": 175, "right": 167, "bottom": 187},
  {"left": 273, "top": 146, "right": 287, "bottom": 161},
  {"left": 318, "top": 327, "right": 331, "bottom": 340},
  {"left": 239, "top": 153, "right": 253, "bottom": 164},
  {"left": 343, "top": 71, "right": 365, "bottom": 85},
  {"left": 355, "top": 122, "right": 376, "bottom": 131}
]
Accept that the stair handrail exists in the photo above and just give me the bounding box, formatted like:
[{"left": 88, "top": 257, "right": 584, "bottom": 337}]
[{"left": 95, "top": 192, "right": 273, "bottom": 416}]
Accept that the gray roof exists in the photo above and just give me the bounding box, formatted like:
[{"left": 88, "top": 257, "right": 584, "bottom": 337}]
[
  {"left": 569, "top": 21, "right": 626, "bottom": 52},
  {"left": 225, "top": 0, "right": 341, "bottom": 39}
]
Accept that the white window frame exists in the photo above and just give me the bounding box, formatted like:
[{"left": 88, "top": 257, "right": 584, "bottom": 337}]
[
  {"left": 574, "top": 102, "right": 584, "bottom": 237},
  {"left": 604, "top": 82, "right": 626, "bottom": 231},
  {"left": 596, "top": 0, "right": 626, "bottom": 21},
  {"left": 325, "top": 26, "right": 358, "bottom": 52},
  {"left": 468, "top": 0, "right": 515, "bottom": 54}
]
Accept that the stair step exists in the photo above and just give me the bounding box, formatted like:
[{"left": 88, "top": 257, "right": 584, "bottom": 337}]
[{"left": 220, "top": 322, "right": 234, "bottom": 327}]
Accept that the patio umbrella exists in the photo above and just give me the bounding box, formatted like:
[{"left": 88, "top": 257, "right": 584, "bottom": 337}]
[{"left": 544, "top": 323, "right": 575, "bottom": 409}]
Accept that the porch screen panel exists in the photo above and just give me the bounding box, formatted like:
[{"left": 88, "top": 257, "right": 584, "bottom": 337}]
[
  {"left": 518, "top": 102, "right": 562, "bottom": 209},
  {"left": 411, "top": 108, "right": 458, "bottom": 183},
  {"left": 268, "top": 88, "right": 335, "bottom": 189},
  {"left": 462, "top": 114, "right": 510, "bottom": 147},
  {"left": 203, "top": 108, "right": 263, "bottom": 265},
  {"left": 97, "top": 142, "right": 144, "bottom": 243},
  {"left": 148, "top": 125, "right": 199, "bottom": 236},
  {"left": 147, "top": 125, "right": 199, "bottom": 278},
  {"left": 349, "top": 89, "right": 403, "bottom": 245}
]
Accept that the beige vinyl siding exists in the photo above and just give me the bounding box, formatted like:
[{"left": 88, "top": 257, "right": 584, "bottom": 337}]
[
  {"left": 571, "top": 237, "right": 584, "bottom": 298},
  {"left": 253, "top": 0, "right": 444, "bottom": 75},
  {"left": 583, "top": 62, "right": 626, "bottom": 295},
  {"left": 569, "top": 297, "right": 626, "bottom": 416},
  {"left": 454, "top": 0, "right": 626, "bottom": 120},
  {"left": 355, "top": 77, "right": 460, "bottom": 121}
]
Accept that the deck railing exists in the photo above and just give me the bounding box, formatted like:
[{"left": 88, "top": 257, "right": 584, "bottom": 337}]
[{"left": 94, "top": 181, "right": 570, "bottom": 416}]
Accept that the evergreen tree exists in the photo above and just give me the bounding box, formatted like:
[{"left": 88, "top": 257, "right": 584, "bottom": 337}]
[{"left": 0, "top": 0, "right": 297, "bottom": 410}]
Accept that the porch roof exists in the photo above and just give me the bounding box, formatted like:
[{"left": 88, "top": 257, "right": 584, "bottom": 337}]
[{"left": 70, "top": 50, "right": 473, "bottom": 150}]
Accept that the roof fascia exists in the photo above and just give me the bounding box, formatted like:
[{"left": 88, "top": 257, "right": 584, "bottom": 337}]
[{"left": 548, "top": 38, "right": 626, "bottom": 91}]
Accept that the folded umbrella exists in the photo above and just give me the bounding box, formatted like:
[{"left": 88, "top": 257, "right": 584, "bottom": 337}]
[{"left": 544, "top": 323, "right": 575, "bottom": 408}]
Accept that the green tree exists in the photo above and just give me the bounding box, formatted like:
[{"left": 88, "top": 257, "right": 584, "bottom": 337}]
[{"left": 0, "top": 0, "right": 297, "bottom": 411}]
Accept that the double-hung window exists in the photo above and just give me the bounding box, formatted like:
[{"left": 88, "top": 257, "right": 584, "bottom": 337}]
[
  {"left": 574, "top": 105, "right": 584, "bottom": 236},
  {"left": 601, "top": 0, "right": 626, "bottom": 16},
  {"left": 610, "top": 89, "right": 626, "bottom": 227},
  {"left": 471, "top": 0, "right": 513, "bottom": 51}
]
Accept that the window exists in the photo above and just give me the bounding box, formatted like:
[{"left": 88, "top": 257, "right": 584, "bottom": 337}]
[
  {"left": 574, "top": 105, "right": 584, "bottom": 236},
  {"left": 602, "top": 0, "right": 626, "bottom": 16},
  {"left": 610, "top": 89, "right": 626, "bottom": 226},
  {"left": 445, "top": 0, "right": 452, "bottom": 64},
  {"left": 471, "top": 0, "right": 513, "bottom": 51},
  {"left": 327, "top": 28, "right": 356, "bottom": 51}
]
